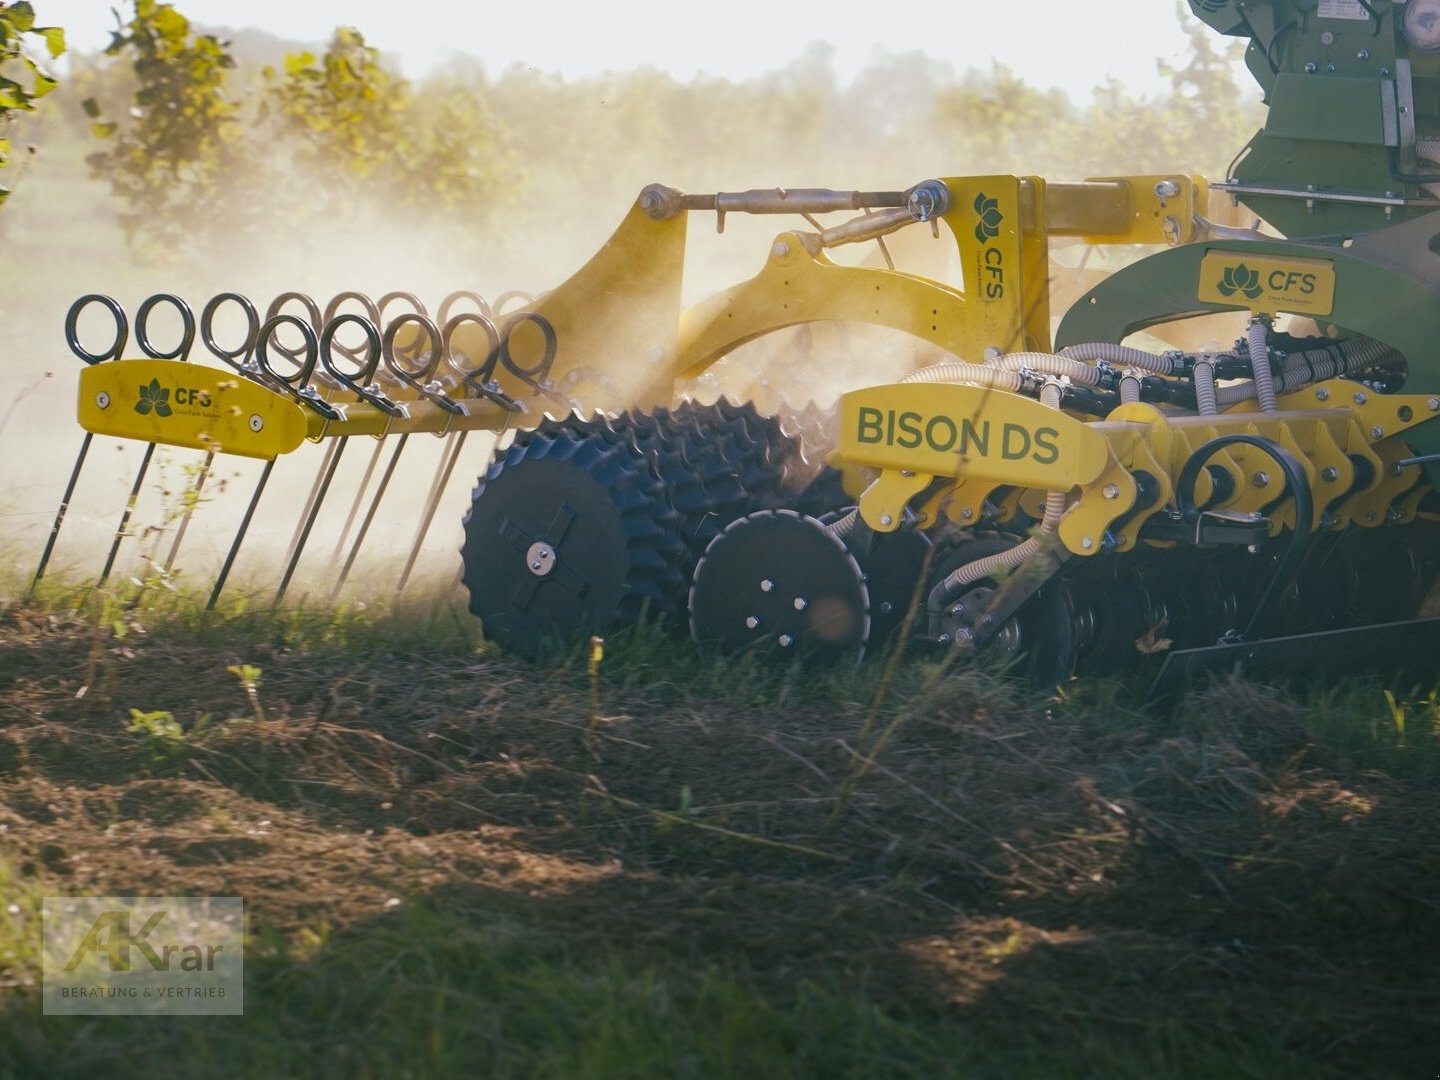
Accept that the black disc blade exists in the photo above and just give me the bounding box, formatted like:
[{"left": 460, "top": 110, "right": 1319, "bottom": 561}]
[{"left": 690, "top": 509, "right": 870, "bottom": 662}]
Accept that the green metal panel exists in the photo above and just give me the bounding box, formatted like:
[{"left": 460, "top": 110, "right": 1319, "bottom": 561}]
[
  {"left": 1054, "top": 227, "right": 1440, "bottom": 487},
  {"left": 1265, "top": 73, "right": 1392, "bottom": 146}
]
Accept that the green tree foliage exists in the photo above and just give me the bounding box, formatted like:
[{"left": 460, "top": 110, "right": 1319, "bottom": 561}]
[
  {"left": 83, "top": 0, "right": 244, "bottom": 257},
  {"left": 263, "top": 28, "right": 514, "bottom": 225},
  {"left": 0, "top": 0, "right": 64, "bottom": 205}
]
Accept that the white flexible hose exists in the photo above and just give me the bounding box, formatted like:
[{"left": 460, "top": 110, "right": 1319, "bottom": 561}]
[
  {"left": 1193, "top": 354, "right": 1219, "bottom": 415},
  {"left": 1247, "top": 319, "right": 1278, "bottom": 412},
  {"left": 824, "top": 509, "right": 858, "bottom": 537},
  {"left": 932, "top": 383, "right": 1067, "bottom": 595},
  {"left": 901, "top": 363, "right": 1026, "bottom": 392},
  {"left": 986, "top": 351, "right": 1104, "bottom": 386},
  {"left": 1119, "top": 369, "right": 1143, "bottom": 405},
  {"left": 1060, "top": 342, "right": 1179, "bottom": 375}
]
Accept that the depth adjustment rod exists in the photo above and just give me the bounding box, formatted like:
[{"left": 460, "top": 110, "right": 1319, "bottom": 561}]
[{"left": 639, "top": 180, "right": 951, "bottom": 235}]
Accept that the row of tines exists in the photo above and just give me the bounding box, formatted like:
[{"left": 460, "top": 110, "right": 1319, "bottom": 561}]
[{"left": 64, "top": 289, "right": 540, "bottom": 416}]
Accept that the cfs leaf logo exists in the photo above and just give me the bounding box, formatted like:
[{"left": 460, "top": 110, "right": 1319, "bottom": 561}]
[
  {"left": 134, "top": 378, "right": 172, "bottom": 417},
  {"left": 1215, "top": 262, "right": 1263, "bottom": 301},
  {"left": 973, "top": 192, "right": 1004, "bottom": 243}
]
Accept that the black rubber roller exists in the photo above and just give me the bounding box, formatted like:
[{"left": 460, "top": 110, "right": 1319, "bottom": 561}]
[
  {"left": 689, "top": 509, "right": 870, "bottom": 662},
  {"left": 461, "top": 430, "right": 683, "bottom": 657}
]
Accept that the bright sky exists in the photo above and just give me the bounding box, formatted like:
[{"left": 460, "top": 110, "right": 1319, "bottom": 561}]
[{"left": 60, "top": 1, "right": 1245, "bottom": 102}]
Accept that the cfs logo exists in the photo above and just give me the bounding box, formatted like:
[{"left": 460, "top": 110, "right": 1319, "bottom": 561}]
[
  {"left": 133, "top": 378, "right": 210, "bottom": 417},
  {"left": 1199, "top": 251, "right": 1335, "bottom": 315},
  {"left": 1214, "top": 261, "right": 1318, "bottom": 299},
  {"left": 973, "top": 192, "right": 1006, "bottom": 301}
]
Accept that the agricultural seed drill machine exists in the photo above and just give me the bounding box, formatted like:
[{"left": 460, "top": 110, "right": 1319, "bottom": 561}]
[{"left": 39, "top": 0, "right": 1440, "bottom": 692}]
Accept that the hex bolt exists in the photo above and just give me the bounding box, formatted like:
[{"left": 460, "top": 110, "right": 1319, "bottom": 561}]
[
  {"left": 1354, "top": 391, "right": 1368, "bottom": 405},
  {"left": 249, "top": 414, "right": 264, "bottom": 432},
  {"left": 899, "top": 469, "right": 915, "bottom": 478},
  {"left": 937, "top": 633, "right": 952, "bottom": 645},
  {"left": 792, "top": 597, "right": 807, "bottom": 611},
  {"left": 778, "top": 634, "right": 794, "bottom": 648},
  {"left": 760, "top": 579, "right": 774, "bottom": 593},
  {"left": 1321, "top": 466, "right": 1339, "bottom": 482},
  {"left": 772, "top": 241, "right": 791, "bottom": 259},
  {"left": 745, "top": 616, "right": 760, "bottom": 630},
  {"left": 879, "top": 601, "right": 894, "bottom": 615},
  {"left": 1428, "top": 397, "right": 1440, "bottom": 412},
  {"left": 960, "top": 507, "right": 974, "bottom": 520},
  {"left": 1320, "top": 512, "right": 1337, "bottom": 529},
  {"left": 1365, "top": 510, "right": 1377, "bottom": 522},
  {"left": 1154, "top": 179, "right": 1180, "bottom": 198},
  {"left": 880, "top": 514, "right": 893, "bottom": 526},
  {"left": 1252, "top": 471, "right": 1270, "bottom": 487},
  {"left": 1370, "top": 425, "right": 1384, "bottom": 439},
  {"left": 1103, "top": 483, "right": 1120, "bottom": 500},
  {"left": 1081, "top": 536, "right": 1094, "bottom": 550},
  {"left": 1315, "top": 387, "right": 1330, "bottom": 402},
  {"left": 96, "top": 392, "right": 111, "bottom": 409},
  {"left": 949, "top": 603, "right": 965, "bottom": 617}
]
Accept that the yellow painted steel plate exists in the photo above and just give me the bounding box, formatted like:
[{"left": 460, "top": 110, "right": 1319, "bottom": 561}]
[
  {"left": 77, "top": 360, "right": 309, "bottom": 459},
  {"left": 839, "top": 383, "right": 1111, "bottom": 489},
  {"left": 1197, "top": 251, "right": 1336, "bottom": 316}
]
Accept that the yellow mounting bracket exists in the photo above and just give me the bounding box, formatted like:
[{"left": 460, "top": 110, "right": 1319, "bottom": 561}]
[{"left": 78, "top": 360, "right": 309, "bottom": 459}]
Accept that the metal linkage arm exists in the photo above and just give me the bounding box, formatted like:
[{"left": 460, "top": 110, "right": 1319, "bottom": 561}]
[{"left": 639, "top": 179, "right": 951, "bottom": 229}]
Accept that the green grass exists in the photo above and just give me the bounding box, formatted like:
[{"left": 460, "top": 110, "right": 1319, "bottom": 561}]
[{"left": 0, "top": 586, "right": 1437, "bottom": 1078}]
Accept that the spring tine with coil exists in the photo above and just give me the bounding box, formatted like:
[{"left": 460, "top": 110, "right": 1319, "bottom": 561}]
[
  {"left": 159, "top": 293, "right": 263, "bottom": 579},
  {"left": 30, "top": 295, "right": 131, "bottom": 595},
  {"left": 97, "top": 293, "right": 197, "bottom": 589},
  {"left": 394, "top": 429, "right": 468, "bottom": 597},
  {"left": 329, "top": 292, "right": 425, "bottom": 565}
]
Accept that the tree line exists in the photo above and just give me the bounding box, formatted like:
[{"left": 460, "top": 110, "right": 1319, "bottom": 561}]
[{"left": 1, "top": 1, "right": 1263, "bottom": 266}]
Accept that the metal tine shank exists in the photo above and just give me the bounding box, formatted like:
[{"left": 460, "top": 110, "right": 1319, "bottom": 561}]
[{"left": 31, "top": 295, "right": 130, "bottom": 594}]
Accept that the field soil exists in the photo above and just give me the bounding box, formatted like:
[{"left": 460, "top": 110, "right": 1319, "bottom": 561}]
[{"left": 0, "top": 599, "right": 1437, "bottom": 1077}]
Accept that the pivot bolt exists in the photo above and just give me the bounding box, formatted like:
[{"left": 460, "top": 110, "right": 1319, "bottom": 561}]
[
  {"left": 1427, "top": 397, "right": 1440, "bottom": 412},
  {"left": 1321, "top": 466, "right": 1339, "bottom": 482},
  {"left": 1081, "top": 536, "right": 1095, "bottom": 550},
  {"left": 745, "top": 616, "right": 760, "bottom": 630},
  {"left": 1370, "top": 425, "right": 1384, "bottom": 439},
  {"left": 1103, "top": 483, "right": 1120, "bottom": 500},
  {"left": 1252, "top": 471, "right": 1270, "bottom": 487},
  {"left": 525, "top": 542, "right": 557, "bottom": 577},
  {"left": 1354, "top": 391, "right": 1368, "bottom": 405},
  {"left": 960, "top": 507, "right": 974, "bottom": 520},
  {"left": 760, "top": 579, "right": 774, "bottom": 592},
  {"left": 1315, "top": 387, "right": 1330, "bottom": 402},
  {"left": 778, "top": 634, "right": 794, "bottom": 648},
  {"left": 772, "top": 241, "right": 791, "bottom": 258},
  {"left": 1154, "top": 179, "right": 1181, "bottom": 199},
  {"left": 792, "top": 597, "right": 808, "bottom": 611},
  {"left": 249, "top": 414, "right": 264, "bottom": 432},
  {"left": 880, "top": 514, "right": 893, "bottom": 526}
]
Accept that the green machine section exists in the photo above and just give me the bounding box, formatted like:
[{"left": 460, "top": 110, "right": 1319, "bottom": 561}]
[{"left": 1187, "top": 0, "right": 1440, "bottom": 238}]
